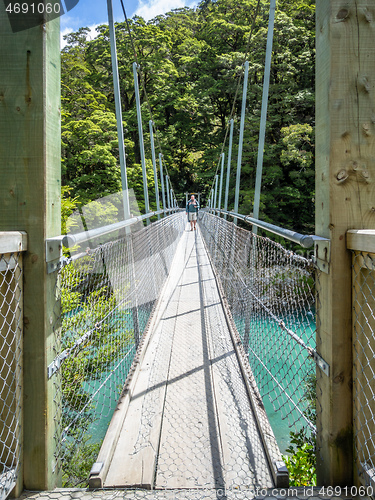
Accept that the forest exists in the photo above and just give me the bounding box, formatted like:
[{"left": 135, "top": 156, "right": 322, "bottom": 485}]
[{"left": 61, "top": 0, "right": 315, "bottom": 234}]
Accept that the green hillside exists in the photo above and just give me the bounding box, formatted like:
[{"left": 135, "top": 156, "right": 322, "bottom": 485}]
[{"left": 61, "top": 0, "right": 315, "bottom": 233}]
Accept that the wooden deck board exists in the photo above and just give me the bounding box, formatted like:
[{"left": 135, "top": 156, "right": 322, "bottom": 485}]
[{"left": 103, "top": 320, "right": 170, "bottom": 488}]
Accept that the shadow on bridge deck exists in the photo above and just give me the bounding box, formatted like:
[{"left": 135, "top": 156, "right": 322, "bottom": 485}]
[{"left": 89, "top": 225, "right": 286, "bottom": 491}]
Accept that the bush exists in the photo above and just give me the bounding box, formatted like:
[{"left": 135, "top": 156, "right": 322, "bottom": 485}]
[
  {"left": 282, "top": 373, "right": 317, "bottom": 486},
  {"left": 283, "top": 427, "right": 316, "bottom": 486}
]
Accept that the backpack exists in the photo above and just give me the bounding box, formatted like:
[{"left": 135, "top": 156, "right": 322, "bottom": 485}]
[{"left": 188, "top": 200, "right": 199, "bottom": 211}]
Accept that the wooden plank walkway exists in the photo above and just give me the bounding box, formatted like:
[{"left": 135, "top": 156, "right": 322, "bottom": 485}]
[{"left": 90, "top": 225, "right": 286, "bottom": 491}]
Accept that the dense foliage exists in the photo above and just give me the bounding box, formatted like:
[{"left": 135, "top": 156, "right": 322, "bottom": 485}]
[
  {"left": 61, "top": 0, "right": 315, "bottom": 232},
  {"left": 282, "top": 374, "right": 317, "bottom": 486}
]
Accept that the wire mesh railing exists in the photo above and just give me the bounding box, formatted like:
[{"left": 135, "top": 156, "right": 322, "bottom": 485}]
[
  {"left": 0, "top": 241, "right": 24, "bottom": 500},
  {"left": 352, "top": 249, "right": 375, "bottom": 488},
  {"left": 199, "top": 211, "right": 318, "bottom": 438},
  {"left": 51, "top": 211, "right": 185, "bottom": 486}
]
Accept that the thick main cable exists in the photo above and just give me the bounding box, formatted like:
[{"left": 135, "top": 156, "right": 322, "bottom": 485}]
[
  {"left": 120, "top": 0, "right": 261, "bottom": 202},
  {"left": 119, "top": 0, "right": 178, "bottom": 202},
  {"left": 208, "top": 0, "right": 262, "bottom": 192}
]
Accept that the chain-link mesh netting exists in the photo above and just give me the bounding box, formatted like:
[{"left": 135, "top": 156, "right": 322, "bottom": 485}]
[
  {"left": 0, "top": 251, "right": 23, "bottom": 500},
  {"left": 352, "top": 250, "right": 375, "bottom": 486},
  {"left": 16, "top": 486, "right": 357, "bottom": 500},
  {"left": 199, "top": 211, "right": 317, "bottom": 438},
  {"left": 51, "top": 212, "right": 185, "bottom": 485}
]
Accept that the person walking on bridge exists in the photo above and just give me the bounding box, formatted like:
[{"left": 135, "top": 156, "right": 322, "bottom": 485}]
[{"left": 186, "top": 194, "right": 199, "bottom": 231}]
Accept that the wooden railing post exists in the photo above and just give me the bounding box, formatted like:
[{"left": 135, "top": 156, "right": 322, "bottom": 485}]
[
  {"left": 316, "top": 0, "right": 375, "bottom": 486},
  {"left": 0, "top": 6, "right": 61, "bottom": 491}
]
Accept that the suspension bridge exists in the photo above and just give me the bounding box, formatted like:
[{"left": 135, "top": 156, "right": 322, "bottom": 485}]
[
  {"left": 2, "top": 1, "right": 375, "bottom": 499},
  {"left": 88, "top": 218, "right": 285, "bottom": 490}
]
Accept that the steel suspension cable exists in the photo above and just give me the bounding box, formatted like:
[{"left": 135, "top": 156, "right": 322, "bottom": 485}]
[
  {"left": 119, "top": 0, "right": 179, "bottom": 204},
  {"left": 208, "top": 0, "right": 262, "bottom": 194},
  {"left": 120, "top": 0, "right": 262, "bottom": 205}
]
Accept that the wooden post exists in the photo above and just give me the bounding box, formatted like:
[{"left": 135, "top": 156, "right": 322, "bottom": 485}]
[
  {"left": 315, "top": 0, "right": 375, "bottom": 485},
  {"left": 0, "top": 6, "right": 61, "bottom": 491}
]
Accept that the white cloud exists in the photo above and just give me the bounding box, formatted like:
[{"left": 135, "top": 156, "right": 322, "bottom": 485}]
[
  {"left": 86, "top": 23, "right": 100, "bottom": 41},
  {"left": 135, "top": 0, "right": 196, "bottom": 21},
  {"left": 60, "top": 26, "right": 73, "bottom": 49},
  {"left": 60, "top": 13, "right": 74, "bottom": 30},
  {"left": 60, "top": 23, "right": 100, "bottom": 50}
]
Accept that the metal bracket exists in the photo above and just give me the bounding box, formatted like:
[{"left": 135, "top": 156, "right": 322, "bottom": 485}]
[
  {"left": 46, "top": 236, "right": 64, "bottom": 274},
  {"left": 47, "top": 350, "right": 69, "bottom": 379},
  {"left": 90, "top": 462, "right": 104, "bottom": 476},
  {"left": 313, "top": 237, "right": 331, "bottom": 274},
  {"left": 311, "top": 351, "right": 330, "bottom": 376},
  {"left": 47, "top": 259, "right": 66, "bottom": 274},
  {"left": 274, "top": 460, "right": 289, "bottom": 488}
]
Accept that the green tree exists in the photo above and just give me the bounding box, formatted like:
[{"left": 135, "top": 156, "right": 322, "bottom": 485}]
[{"left": 61, "top": 0, "right": 316, "bottom": 232}]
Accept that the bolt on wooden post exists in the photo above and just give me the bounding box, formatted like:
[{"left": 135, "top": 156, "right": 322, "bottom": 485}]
[
  {"left": 316, "top": 0, "right": 375, "bottom": 486},
  {"left": 0, "top": 5, "right": 61, "bottom": 491}
]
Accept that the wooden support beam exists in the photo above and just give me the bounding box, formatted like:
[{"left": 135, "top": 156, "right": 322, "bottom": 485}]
[
  {"left": 0, "top": 232, "right": 27, "bottom": 254},
  {"left": 316, "top": 0, "right": 375, "bottom": 486},
  {"left": 0, "top": 6, "right": 61, "bottom": 492},
  {"left": 347, "top": 229, "right": 375, "bottom": 253}
]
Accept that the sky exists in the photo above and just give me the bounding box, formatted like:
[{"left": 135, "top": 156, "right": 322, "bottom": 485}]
[{"left": 60, "top": 0, "right": 198, "bottom": 48}]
